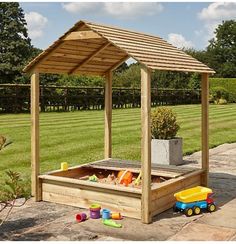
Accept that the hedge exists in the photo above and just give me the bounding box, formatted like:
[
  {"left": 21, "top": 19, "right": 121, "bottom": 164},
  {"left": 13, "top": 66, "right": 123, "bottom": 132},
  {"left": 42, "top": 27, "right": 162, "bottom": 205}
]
[{"left": 210, "top": 78, "right": 236, "bottom": 103}]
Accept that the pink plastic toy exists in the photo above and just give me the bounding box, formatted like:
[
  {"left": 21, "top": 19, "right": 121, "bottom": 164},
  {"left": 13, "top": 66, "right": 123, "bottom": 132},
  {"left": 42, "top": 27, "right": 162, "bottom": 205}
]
[{"left": 76, "top": 213, "right": 87, "bottom": 222}]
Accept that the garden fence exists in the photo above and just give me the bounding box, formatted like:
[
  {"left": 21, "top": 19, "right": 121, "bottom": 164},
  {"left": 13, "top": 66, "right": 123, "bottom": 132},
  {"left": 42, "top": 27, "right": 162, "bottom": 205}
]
[{"left": 0, "top": 84, "right": 201, "bottom": 113}]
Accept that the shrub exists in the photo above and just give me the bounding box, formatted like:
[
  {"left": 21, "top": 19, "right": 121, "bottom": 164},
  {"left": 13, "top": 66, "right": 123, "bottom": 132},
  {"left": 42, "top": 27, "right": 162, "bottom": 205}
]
[
  {"left": 210, "top": 86, "right": 229, "bottom": 104},
  {"left": 218, "top": 98, "right": 228, "bottom": 105},
  {"left": 151, "top": 107, "right": 180, "bottom": 139},
  {"left": 210, "top": 78, "right": 236, "bottom": 103},
  {"left": 0, "top": 170, "right": 30, "bottom": 226}
]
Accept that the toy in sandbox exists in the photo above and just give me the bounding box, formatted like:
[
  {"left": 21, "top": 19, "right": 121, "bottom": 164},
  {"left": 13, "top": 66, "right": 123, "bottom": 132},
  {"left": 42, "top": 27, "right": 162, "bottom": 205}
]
[
  {"left": 77, "top": 168, "right": 166, "bottom": 188},
  {"left": 173, "top": 186, "right": 216, "bottom": 217}
]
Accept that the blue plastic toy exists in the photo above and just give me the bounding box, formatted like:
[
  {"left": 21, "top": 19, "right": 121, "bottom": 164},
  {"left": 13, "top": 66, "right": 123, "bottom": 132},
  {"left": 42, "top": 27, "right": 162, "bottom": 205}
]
[
  {"left": 102, "top": 209, "right": 111, "bottom": 219},
  {"left": 173, "top": 186, "right": 216, "bottom": 217}
]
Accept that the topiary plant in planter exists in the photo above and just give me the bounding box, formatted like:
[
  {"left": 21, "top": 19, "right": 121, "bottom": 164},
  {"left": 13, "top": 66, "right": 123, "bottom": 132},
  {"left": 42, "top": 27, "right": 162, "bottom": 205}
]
[{"left": 151, "top": 107, "right": 182, "bottom": 165}]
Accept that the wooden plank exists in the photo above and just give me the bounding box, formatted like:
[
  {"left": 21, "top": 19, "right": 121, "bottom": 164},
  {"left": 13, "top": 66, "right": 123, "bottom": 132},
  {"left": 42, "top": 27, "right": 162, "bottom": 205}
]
[
  {"left": 38, "top": 68, "right": 103, "bottom": 76},
  {"left": 130, "top": 52, "right": 204, "bottom": 63},
  {"left": 31, "top": 71, "right": 41, "bottom": 201},
  {"left": 141, "top": 66, "right": 152, "bottom": 224},
  {"left": 84, "top": 59, "right": 119, "bottom": 66},
  {"left": 58, "top": 45, "right": 98, "bottom": 53},
  {"left": 143, "top": 62, "right": 212, "bottom": 71},
  {"left": 148, "top": 66, "right": 214, "bottom": 74},
  {"left": 151, "top": 170, "right": 203, "bottom": 201},
  {"left": 54, "top": 48, "right": 95, "bottom": 56},
  {"left": 39, "top": 174, "right": 142, "bottom": 194},
  {"left": 42, "top": 191, "right": 141, "bottom": 219},
  {"left": 106, "top": 34, "right": 183, "bottom": 53},
  {"left": 37, "top": 69, "right": 70, "bottom": 74},
  {"left": 94, "top": 30, "right": 176, "bottom": 48},
  {"left": 141, "top": 58, "right": 206, "bottom": 67},
  {"left": 40, "top": 61, "right": 77, "bottom": 67},
  {"left": 66, "top": 38, "right": 107, "bottom": 46},
  {"left": 104, "top": 71, "right": 112, "bottom": 158},
  {"left": 50, "top": 53, "right": 122, "bottom": 63},
  {"left": 55, "top": 47, "right": 125, "bottom": 58},
  {"left": 151, "top": 180, "right": 201, "bottom": 217},
  {"left": 69, "top": 42, "right": 110, "bottom": 74},
  {"left": 127, "top": 48, "right": 205, "bottom": 61},
  {"left": 47, "top": 56, "right": 85, "bottom": 63},
  {"left": 79, "top": 63, "right": 113, "bottom": 70},
  {"left": 201, "top": 73, "right": 209, "bottom": 186},
  {"left": 87, "top": 23, "right": 172, "bottom": 44},
  {"left": 63, "top": 30, "right": 102, "bottom": 41},
  {"left": 151, "top": 169, "right": 204, "bottom": 192},
  {"left": 42, "top": 182, "right": 141, "bottom": 208},
  {"left": 106, "top": 41, "right": 188, "bottom": 57}
]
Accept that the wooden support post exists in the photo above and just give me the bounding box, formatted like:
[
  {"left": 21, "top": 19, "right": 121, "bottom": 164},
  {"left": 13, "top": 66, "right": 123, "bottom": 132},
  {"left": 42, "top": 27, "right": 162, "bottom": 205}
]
[
  {"left": 141, "top": 66, "right": 152, "bottom": 223},
  {"left": 201, "top": 73, "right": 209, "bottom": 186},
  {"left": 31, "top": 71, "right": 41, "bottom": 201},
  {"left": 104, "top": 71, "right": 112, "bottom": 158}
]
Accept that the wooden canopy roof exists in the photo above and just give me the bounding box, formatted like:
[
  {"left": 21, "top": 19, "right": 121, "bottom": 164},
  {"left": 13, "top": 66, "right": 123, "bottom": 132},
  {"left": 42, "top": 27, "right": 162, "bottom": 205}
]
[{"left": 24, "top": 20, "right": 215, "bottom": 75}]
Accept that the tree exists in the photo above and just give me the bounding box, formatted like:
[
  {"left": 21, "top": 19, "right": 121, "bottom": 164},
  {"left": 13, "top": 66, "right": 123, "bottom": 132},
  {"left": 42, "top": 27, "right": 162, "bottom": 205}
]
[
  {"left": 184, "top": 48, "right": 209, "bottom": 65},
  {"left": 113, "top": 63, "right": 141, "bottom": 87},
  {"left": 0, "top": 3, "right": 33, "bottom": 84},
  {"left": 207, "top": 20, "right": 236, "bottom": 78}
]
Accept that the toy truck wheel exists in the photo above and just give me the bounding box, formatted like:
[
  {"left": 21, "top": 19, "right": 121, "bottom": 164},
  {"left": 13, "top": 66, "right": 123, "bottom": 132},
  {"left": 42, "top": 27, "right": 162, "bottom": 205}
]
[
  {"left": 193, "top": 206, "right": 201, "bottom": 215},
  {"left": 173, "top": 204, "right": 178, "bottom": 212},
  {"left": 207, "top": 203, "right": 216, "bottom": 212},
  {"left": 184, "top": 208, "right": 193, "bottom": 217}
]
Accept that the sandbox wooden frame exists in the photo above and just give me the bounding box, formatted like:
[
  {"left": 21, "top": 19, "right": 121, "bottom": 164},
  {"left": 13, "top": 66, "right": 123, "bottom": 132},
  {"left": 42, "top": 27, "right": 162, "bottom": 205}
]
[{"left": 24, "top": 20, "right": 214, "bottom": 223}]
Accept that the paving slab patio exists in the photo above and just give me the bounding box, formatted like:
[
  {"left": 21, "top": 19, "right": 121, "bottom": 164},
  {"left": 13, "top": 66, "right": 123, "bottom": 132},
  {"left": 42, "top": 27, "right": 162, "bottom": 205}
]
[{"left": 0, "top": 143, "right": 236, "bottom": 241}]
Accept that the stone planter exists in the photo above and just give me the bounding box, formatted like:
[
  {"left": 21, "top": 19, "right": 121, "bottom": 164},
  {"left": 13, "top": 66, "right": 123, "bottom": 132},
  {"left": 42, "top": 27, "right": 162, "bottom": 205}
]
[{"left": 151, "top": 138, "right": 183, "bottom": 165}]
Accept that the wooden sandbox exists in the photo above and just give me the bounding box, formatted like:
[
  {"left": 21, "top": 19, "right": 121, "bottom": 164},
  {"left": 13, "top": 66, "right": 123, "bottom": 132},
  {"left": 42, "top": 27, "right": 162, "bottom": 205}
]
[
  {"left": 39, "top": 159, "right": 204, "bottom": 219},
  {"left": 24, "top": 20, "right": 214, "bottom": 223}
]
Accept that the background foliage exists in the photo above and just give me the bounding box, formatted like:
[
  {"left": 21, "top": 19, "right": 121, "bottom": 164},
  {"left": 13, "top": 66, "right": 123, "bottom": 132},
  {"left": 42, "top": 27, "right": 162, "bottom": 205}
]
[{"left": 210, "top": 78, "right": 236, "bottom": 103}]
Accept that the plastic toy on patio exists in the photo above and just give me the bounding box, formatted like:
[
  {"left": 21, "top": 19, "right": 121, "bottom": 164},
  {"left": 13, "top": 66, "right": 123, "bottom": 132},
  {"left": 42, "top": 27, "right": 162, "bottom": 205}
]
[{"left": 173, "top": 186, "right": 216, "bottom": 217}]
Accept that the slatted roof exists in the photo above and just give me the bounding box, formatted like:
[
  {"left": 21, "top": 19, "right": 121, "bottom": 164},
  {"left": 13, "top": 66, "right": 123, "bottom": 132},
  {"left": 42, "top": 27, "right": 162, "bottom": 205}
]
[{"left": 23, "top": 20, "right": 215, "bottom": 75}]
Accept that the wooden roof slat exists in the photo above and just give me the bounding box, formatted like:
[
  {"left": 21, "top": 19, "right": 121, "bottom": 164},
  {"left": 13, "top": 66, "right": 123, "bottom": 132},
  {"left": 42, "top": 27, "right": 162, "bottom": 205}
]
[
  {"left": 62, "top": 41, "right": 106, "bottom": 50},
  {"left": 148, "top": 65, "right": 215, "bottom": 73},
  {"left": 54, "top": 48, "right": 95, "bottom": 57},
  {"left": 109, "top": 41, "right": 196, "bottom": 59},
  {"left": 58, "top": 45, "right": 99, "bottom": 53},
  {"left": 41, "top": 61, "right": 78, "bottom": 67},
  {"left": 79, "top": 63, "right": 115, "bottom": 70},
  {"left": 66, "top": 38, "right": 107, "bottom": 45},
  {"left": 140, "top": 58, "right": 208, "bottom": 67},
  {"left": 47, "top": 56, "right": 86, "bottom": 63},
  {"left": 129, "top": 52, "right": 202, "bottom": 63},
  {"left": 148, "top": 62, "right": 214, "bottom": 70},
  {"left": 23, "top": 20, "right": 215, "bottom": 74},
  {"left": 92, "top": 31, "right": 182, "bottom": 51},
  {"left": 86, "top": 22, "right": 167, "bottom": 43}
]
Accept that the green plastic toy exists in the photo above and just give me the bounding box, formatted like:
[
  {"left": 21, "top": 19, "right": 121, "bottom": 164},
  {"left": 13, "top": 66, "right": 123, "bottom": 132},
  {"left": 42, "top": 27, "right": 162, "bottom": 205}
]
[
  {"left": 89, "top": 174, "right": 98, "bottom": 182},
  {"left": 102, "top": 219, "right": 122, "bottom": 228}
]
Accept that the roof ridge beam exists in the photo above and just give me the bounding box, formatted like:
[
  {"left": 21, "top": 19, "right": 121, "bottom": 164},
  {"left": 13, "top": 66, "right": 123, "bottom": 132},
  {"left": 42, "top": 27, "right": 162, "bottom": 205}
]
[
  {"left": 69, "top": 42, "right": 110, "bottom": 74},
  {"left": 63, "top": 30, "right": 102, "bottom": 41}
]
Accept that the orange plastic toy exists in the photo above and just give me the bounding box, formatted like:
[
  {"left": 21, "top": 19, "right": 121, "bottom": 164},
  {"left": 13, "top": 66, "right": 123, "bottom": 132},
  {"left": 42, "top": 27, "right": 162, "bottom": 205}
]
[{"left": 118, "top": 170, "right": 133, "bottom": 186}]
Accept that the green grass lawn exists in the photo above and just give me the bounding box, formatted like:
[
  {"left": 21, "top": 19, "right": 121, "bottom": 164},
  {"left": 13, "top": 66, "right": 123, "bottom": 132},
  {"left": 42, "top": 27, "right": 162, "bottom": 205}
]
[{"left": 1, "top": 104, "right": 236, "bottom": 193}]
